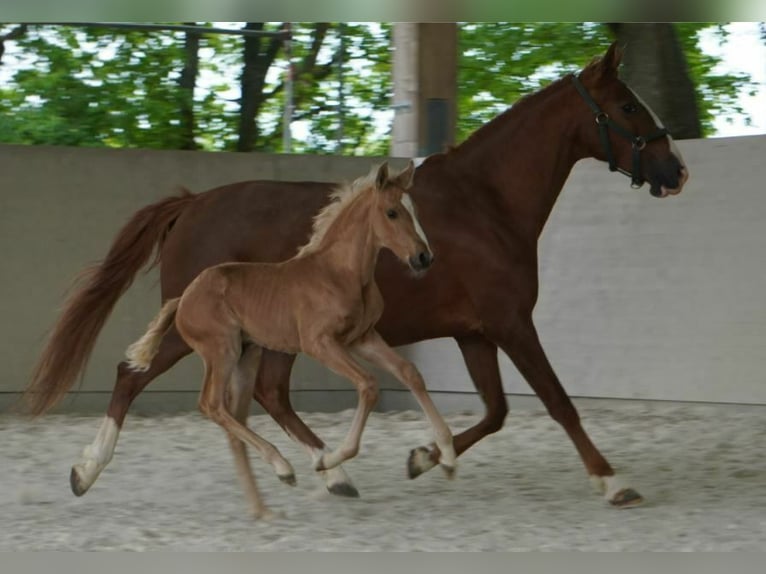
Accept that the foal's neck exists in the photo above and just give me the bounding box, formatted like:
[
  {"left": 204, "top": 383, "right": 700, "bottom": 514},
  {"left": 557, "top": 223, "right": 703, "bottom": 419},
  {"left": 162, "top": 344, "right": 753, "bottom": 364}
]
[{"left": 311, "top": 193, "right": 379, "bottom": 285}]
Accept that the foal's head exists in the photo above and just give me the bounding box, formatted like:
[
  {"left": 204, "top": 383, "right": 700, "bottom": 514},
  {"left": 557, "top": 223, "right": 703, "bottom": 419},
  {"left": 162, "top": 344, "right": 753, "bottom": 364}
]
[
  {"left": 369, "top": 161, "right": 433, "bottom": 274},
  {"left": 575, "top": 42, "right": 689, "bottom": 198}
]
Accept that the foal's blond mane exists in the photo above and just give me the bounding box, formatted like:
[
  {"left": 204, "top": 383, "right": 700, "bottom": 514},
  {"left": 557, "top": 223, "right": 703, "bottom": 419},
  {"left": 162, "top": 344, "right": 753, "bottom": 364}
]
[{"left": 295, "top": 167, "right": 380, "bottom": 258}]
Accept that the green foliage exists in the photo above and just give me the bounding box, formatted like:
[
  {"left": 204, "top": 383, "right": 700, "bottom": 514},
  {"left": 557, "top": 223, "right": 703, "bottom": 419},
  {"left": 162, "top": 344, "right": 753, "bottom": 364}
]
[
  {"left": 675, "top": 23, "right": 756, "bottom": 134},
  {"left": 457, "top": 22, "right": 756, "bottom": 140},
  {"left": 0, "top": 22, "right": 757, "bottom": 153}
]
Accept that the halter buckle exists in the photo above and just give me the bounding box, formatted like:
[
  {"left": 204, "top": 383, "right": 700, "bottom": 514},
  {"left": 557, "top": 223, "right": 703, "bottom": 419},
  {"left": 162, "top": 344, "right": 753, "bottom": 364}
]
[
  {"left": 632, "top": 136, "right": 646, "bottom": 151},
  {"left": 595, "top": 112, "right": 609, "bottom": 125}
]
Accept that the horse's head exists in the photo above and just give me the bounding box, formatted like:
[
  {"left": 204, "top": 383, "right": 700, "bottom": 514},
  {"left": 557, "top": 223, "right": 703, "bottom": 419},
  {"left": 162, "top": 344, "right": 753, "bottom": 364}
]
[
  {"left": 575, "top": 42, "right": 689, "bottom": 197},
  {"left": 370, "top": 161, "right": 433, "bottom": 274}
]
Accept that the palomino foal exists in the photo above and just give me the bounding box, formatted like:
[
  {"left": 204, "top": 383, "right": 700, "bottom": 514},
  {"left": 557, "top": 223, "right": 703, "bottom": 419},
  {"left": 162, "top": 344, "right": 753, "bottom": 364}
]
[{"left": 124, "top": 162, "right": 456, "bottom": 519}]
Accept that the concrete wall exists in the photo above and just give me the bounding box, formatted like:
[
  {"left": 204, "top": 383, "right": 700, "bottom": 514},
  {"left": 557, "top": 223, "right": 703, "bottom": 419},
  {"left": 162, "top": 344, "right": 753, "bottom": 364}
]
[{"left": 1, "top": 136, "right": 765, "bottom": 413}]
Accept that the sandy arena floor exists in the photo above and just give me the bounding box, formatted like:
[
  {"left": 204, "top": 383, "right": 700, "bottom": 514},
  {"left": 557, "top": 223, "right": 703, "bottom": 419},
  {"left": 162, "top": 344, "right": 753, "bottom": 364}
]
[{"left": 1, "top": 402, "right": 764, "bottom": 551}]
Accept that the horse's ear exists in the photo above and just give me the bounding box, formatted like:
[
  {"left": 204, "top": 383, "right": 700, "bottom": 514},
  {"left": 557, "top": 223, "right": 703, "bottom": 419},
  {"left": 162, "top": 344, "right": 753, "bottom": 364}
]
[
  {"left": 396, "top": 160, "right": 416, "bottom": 189},
  {"left": 375, "top": 161, "right": 390, "bottom": 191},
  {"left": 599, "top": 41, "right": 624, "bottom": 77}
]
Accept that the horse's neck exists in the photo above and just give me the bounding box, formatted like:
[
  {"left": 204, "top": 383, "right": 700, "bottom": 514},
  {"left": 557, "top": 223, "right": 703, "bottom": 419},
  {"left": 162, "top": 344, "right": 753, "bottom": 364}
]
[
  {"left": 311, "top": 196, "right": 378, "bottom": 285},
  {"left": 454, "top": 80, "right": 586, "bottom": 238}
]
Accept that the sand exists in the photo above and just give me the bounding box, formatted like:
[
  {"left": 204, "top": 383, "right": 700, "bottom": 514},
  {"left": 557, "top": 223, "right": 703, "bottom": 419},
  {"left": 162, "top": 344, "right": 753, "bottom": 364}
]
[{"left": 1, "top": 402, "right": 764, "bottom": 551}]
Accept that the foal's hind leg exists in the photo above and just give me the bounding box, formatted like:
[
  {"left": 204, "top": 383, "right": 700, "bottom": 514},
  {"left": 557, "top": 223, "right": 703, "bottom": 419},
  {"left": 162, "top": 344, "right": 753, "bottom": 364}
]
[
  {"left": 254, "top": 349, "right": 359, "bottom": 498},
  {"left": 198, "top": 346, "right": 296, "bottom": 485},
  {"left": 225, "top": 345, "right": 280, "bottom": 520},
  {"left": 70, "top": 327, "right": 192, "bottom": 496}
]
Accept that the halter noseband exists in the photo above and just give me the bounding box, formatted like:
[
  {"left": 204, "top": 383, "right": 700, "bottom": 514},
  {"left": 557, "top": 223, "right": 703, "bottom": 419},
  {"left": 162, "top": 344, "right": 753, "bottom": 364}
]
[{"left": 571, "top": 74, "right": 668, "bottom": 189}]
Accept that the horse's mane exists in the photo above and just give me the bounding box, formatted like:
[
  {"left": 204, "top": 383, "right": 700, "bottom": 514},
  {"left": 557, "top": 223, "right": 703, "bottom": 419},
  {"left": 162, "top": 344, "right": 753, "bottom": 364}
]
[
  {"left": 450, "top": 56, "right": 604, "bottom": 155},
  {"left": 295, "top": 165, "right": 379, "bottom": 257}
]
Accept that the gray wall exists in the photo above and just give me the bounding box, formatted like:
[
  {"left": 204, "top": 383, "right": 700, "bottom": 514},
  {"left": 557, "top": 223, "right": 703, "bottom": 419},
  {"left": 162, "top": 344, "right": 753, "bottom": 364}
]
[{"left": 1, "top": 136, "right": 765, "bottom": 413}]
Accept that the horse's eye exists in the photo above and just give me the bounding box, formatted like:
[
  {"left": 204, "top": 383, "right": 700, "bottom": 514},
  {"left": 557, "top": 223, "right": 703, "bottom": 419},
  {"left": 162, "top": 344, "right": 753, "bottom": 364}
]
[
  {"left": 386, "top": 209, "right": 398, "bottom": 220},
  {"left": 622, "top": 102, "right": 638, "bottom": 114}
]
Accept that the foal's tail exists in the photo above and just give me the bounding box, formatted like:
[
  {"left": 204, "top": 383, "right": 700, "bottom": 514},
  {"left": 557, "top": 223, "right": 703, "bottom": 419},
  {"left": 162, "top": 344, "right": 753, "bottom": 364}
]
[
  {"left": 125, "top": 298, "right": 181, "bottom": 372},
  {"left": 23, "top": 188, "right": 197, "bottom": 416}
]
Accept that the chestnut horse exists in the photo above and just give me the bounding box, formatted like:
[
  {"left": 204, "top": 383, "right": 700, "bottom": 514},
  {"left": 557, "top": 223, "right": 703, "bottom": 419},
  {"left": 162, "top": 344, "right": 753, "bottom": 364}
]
[
  {"left": 26, "top": 43, "right": 688, "bottom": 507},
  {"left": 123, "top": 161, "right": 454, "bottom": 519}
]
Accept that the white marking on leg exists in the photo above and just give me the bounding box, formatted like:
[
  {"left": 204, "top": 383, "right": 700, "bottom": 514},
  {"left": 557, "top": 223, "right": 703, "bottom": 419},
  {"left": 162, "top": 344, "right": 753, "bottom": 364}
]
[
  {"left": 72, "top": 416, "right": 120, "bottom": 493},
  {"left": 310, "top": 447, "right": 355, "bottom": 491},
  {"left": 590, "top": 474, "right": 635, "bottom": 502},
  {"left": 401, "top": 194, "right": 431, "bottom": 249}
]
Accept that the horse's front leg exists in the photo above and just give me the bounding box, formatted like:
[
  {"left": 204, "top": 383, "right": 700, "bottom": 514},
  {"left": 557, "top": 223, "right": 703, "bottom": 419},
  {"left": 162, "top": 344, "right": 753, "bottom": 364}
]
[
  {"left": 351, "top": 329, "right": 457, "bottom": 477},
  {"left": 491, "top": 317, "right": 643, "bottom": 508},
  {"left": 304, "top": 336, "right": 379, "bottom": 472}
]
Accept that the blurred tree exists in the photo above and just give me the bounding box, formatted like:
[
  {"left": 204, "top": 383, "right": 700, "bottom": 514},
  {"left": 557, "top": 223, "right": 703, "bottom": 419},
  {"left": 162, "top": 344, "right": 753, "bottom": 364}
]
[
  {"left": 0, "top": 23, "right": 755, "bottom": 153},
  {"left": 608, "top": 23, "right": 702, "bottom": 138},
  {"left": 457, "top": 22, "right": 755, "bottom": 141},
  {"left": 178, "top": 23, "right": 201, "bottom": 150}
]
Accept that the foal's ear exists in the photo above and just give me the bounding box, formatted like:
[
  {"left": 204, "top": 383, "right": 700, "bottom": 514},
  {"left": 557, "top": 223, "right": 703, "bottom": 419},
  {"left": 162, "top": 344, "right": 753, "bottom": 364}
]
[
  {"left": 375, "top": 161, "right": 390, "bottom": 191},
  {"left": 396, "top": 160, "right": 416, "bottom": 189}
]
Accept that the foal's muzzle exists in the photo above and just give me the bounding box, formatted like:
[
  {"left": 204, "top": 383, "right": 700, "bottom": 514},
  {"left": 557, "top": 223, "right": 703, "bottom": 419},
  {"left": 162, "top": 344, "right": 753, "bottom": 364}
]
[{"left": 409, "top": 251, "right": 433, "bottom": 272}]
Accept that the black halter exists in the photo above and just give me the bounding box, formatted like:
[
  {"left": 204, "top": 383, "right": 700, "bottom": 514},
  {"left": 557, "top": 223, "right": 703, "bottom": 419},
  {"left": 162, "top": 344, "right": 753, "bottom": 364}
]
[{"left": 571, "top": 74, "right": 669, "bottom": 189}]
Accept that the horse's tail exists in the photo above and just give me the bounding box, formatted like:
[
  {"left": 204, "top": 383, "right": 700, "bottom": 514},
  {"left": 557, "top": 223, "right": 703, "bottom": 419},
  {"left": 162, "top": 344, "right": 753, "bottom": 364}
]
[
  {"left": 125, "top": 298, "right": 181, "bottom": 371},
  {"left": 23, "top": 188, "right": 197, "bottom": 417}
]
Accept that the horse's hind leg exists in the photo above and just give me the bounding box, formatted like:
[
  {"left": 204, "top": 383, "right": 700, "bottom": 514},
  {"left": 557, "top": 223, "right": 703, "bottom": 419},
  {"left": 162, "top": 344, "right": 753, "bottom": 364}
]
[
  {"left": 254, "top": 349, "right": 359, "bottom": 498},
  {"left": 224, "top": 344, "right": 280, "bottom": 520},
  {"left": 407, "top": 334, "right": 508, "bottom": 479},
  {"left": 351, "top": 330, "right": 456, "bottom": 478},
  {"left": 198, "top": 346, "right": 296, "bottom": 487},
  {"left": 70, "top": 326, "right": 191, "bottom": 497}
]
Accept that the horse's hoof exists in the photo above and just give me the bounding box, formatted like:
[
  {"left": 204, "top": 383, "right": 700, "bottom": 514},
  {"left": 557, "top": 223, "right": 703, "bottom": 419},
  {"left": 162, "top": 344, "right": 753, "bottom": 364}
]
[
  {"left": 407, "top": 446, "right": 435, "bottom": 479},
  {"left": 609, "top": 488, "right": 644, "bottom": 508},
  {"left": 278, "top": 473, "right": 297, "bottom": 487},
  {"left": 70, "top": 466, "right": 89, "bottom": 497},
  {"left": 327, "top": 482, "right": 360, "bottom": 498},
  {"left": 440, "top": 464, "right": 456, "bottom": 480}
]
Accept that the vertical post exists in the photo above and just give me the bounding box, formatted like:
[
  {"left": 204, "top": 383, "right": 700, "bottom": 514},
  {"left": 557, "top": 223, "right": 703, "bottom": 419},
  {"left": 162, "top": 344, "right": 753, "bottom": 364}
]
[
  {"left": 282, "top": 22, "right": 293, "bottom": 153},
  {"left": 390, "top": 23, "right": 457, "bottom": 158}
]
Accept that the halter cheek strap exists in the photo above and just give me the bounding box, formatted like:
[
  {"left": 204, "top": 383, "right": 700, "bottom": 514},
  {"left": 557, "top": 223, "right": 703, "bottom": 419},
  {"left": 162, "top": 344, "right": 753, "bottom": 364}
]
[{"left": 571, "top": 74, "right": 669, "bottom": 189}]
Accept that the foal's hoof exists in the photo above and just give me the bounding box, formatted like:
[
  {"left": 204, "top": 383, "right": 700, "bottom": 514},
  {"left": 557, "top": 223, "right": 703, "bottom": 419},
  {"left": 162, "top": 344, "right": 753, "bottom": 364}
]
[
  {"left": 278, "top": 473, "right": 297, "bottom": 487},
  {"left": 327, "top": 482, "right": 360, "bottom": 498},
  {"left": 440, "top": 464, "right": 456, "bottom": 480},
  {"left": 407, "top": 446, "right": 437, "bottom": 479},
  {"left": 70, "top": 466, "right": 90, "bottom": 497},
  {"left": 609, "top": 488, "right": 644, "bottom": 508}
]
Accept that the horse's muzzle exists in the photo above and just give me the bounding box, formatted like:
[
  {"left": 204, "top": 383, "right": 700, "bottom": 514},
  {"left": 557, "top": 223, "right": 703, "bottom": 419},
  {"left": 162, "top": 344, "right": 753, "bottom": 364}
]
[{"left": 409, "top": 251, "right": 433, "bottom": 272}]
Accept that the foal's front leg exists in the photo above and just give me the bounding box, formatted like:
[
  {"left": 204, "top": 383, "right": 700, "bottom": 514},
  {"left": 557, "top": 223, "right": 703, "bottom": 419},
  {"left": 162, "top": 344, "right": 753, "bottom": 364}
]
[
  {"left": 303, "top": 337, "right": 379, "bottom": 472},
  {"left": 351, "top": 329, "right": 457, "bottom": 477}
]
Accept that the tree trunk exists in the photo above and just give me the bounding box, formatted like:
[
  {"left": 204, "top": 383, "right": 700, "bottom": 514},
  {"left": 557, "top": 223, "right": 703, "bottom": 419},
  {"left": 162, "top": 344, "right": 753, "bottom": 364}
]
[
  {"left": 237, "top": 23, "right": 284, "bottom": 152},
  {"left": 178, "top": 24, "right": 200, "bottom": 150},
  {"left": 609, "top": 23, "right": 702, "bottom": 139},
  {"left": 0, "top": 24, "right": 27, "bottom": 65}
]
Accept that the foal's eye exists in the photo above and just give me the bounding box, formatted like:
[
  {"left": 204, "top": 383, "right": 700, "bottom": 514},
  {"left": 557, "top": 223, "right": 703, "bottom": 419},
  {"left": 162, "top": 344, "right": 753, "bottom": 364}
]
[
  {"left": 622, "top": 102, "right": 638, "bottom": 114},
  {"left": 386, "top": 209, "right": 398, "bottom": 220}
]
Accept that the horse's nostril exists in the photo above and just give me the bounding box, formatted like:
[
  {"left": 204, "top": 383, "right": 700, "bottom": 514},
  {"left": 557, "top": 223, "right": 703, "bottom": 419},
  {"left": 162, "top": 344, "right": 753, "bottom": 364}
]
[{"left": 419, "top": 252, "right": 432, "bottom": 268}]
